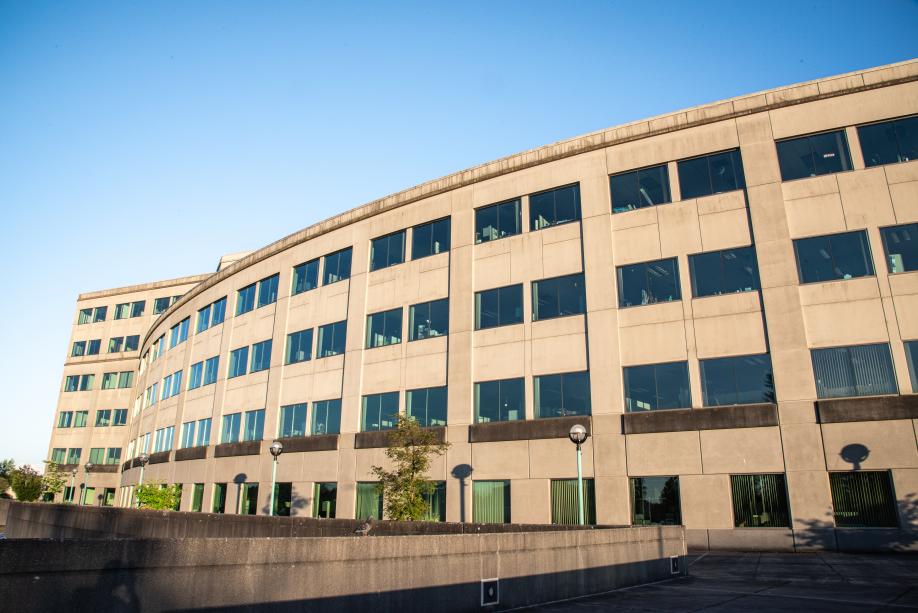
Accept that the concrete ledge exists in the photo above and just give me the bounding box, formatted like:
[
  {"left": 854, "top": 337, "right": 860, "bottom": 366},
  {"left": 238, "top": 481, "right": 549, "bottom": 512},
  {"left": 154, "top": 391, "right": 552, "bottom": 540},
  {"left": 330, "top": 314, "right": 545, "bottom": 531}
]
[
  {"left": 278, "top": 434, "right": 339, "bottom": 453},
  {"left": 214, "top": 441, "right": 262, "bottom": 458},
  {"left": 86, "top": 464, "right": 119, "bottom": 474},
  {"left": 355, "top": 428, "right": 445, "bottom": 449},
  {"left": 59, "top": 463, "right": 79, "bottom": 473},
  {"left": 816, "top": 395, "right": 918, "bottom": 423},
  {"left": 174, "top": 446, "right": 208, "bottom": 462},
  {"left": 469, "top": 416, "right": 592, "bottom": 443},
  {"left": 622, "top": 404, "right": 778, "bottom": 434},
  {"left": 148, "top": 451, "right": 171, "bottom": 465}
]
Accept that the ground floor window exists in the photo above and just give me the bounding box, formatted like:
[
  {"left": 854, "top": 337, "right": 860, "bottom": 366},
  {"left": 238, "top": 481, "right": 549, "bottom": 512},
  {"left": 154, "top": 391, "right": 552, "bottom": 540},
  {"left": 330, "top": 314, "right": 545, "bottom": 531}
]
[
  {"left": 213, "top": 483, "right": 227, "bottom": 514},
  {"left": 631, "top": 476, "right": 681, "bottom": 525},
  {"left": 64, "top": 486, "right": 74, "bottom": 503},
  {"left": 173, "top": 484, "right": 183, "bottom": 511},
  {"left": 730, "top": 474, "right": 790, "bottom": 528},
  {"left": 356, "top": 482, "right": 383, "bottom": 520},
  {"left": 421, "top": 481, "right": 446, "bottom": 521},
  {"left": 273, "top": 482, "right": 292, "bottom": 516},
  {"left": 829, "top": 471, "right": 898, "bottom": 528},
  {"left": 101, "top": 488, "right": 116, "bottom": 507},
  {"left": 550, "top": 478, "right": 596, "bottom": 525},
  {"left": 240, "top": 483, "right": 259, "bottom": 515},
  {"left": 81, "top": 487, "right": 95, "bottom": 506},
  {"left": 313, "top": 482, "right": 337, "bottom": 518},
  {"left": 191, "top": 483, "right": 204, "bottom": 512},
  {"left": 473, "top": 480, "right": 511, "bottom": 524}
]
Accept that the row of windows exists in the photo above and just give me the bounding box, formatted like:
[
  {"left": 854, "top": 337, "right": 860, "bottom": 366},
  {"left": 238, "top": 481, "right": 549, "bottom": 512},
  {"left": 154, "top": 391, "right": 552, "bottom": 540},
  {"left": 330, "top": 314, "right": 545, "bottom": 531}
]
[
  {"left": 51, "top": 447, "right": 121, "bottom": 465},
  {"left": 57, "top": 408, "right": 128, "bottom": 428},
  {"left": 63, "top": 371, "right": 134, "bottom": 392},
  {"left": 76, "top": 295, "right": 182, "bottom": 325},
  {"left": 71, "top": 335, "right": 141, "bottom": 357}
]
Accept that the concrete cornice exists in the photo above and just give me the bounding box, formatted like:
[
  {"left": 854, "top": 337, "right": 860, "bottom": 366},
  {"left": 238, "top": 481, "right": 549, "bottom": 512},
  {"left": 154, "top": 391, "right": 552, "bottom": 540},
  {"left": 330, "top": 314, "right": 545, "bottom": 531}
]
[
  {"left": 143, "top": 58, "right": 918, "bottom": 349},
  {"left": 78, "top": 274, "right": 213, "bottom": 302}
]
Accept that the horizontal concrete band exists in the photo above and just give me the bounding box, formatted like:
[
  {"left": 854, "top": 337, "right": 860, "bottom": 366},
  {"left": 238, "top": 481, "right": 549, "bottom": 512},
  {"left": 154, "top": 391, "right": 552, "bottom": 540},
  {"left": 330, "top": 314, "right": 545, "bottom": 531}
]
[
  {"left": 621, "top": 403, "right": 779, "bottom": 434},
  {"left": 355, "top": 427, "right": 446, "bottom": 449},
  {"left": 174, "top": 446, "right": 207, "bottom": 461},
  {"left": 816, "top": 395, "right": 918, "bottom": 423},
  {"left": 687, "top": 527, "right": 918, "bottom": 553},
  {"left": 469, "top": 415, "right": 592, "bottom": 443}
]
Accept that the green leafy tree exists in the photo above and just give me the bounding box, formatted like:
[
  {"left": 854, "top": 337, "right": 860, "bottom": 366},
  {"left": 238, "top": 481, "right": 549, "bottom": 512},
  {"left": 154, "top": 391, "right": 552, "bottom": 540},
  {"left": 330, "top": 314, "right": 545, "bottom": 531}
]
[
  {"left": 41, "top": 462, "right": 67, "bottom": 500},
  {"left": 371, "top": 414, "right": 450, "bottom": 521},
  {"left": 0, "top": 475, "right": 10, "bottom": 497},
  {"left": 10, "top": 465, "right": 42, "bottom": 502},
  {"left": 135, "top": 482, "right": 181, "bottom": 510},
  {"left": 0, "top": 458, "right": 14, "bottom": 478}
]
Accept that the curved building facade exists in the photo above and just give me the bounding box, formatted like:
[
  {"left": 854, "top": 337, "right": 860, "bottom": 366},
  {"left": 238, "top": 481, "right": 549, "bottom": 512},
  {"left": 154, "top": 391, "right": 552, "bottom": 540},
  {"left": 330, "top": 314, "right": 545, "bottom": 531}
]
[{"left": 49, "top": 59, "right": 918, "bottom": 549}]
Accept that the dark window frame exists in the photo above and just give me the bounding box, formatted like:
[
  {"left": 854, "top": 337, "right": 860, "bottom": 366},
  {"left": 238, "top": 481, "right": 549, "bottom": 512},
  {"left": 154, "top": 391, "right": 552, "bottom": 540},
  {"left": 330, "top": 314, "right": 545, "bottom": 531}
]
[
  {"left": 475, "top": 198, "right": 522, "bottom": 244},
  {"left": 616, "top": 257, "right": 682, "bottom": 308},
  {"left": 369, "top": 230, "right": 406, "bottom": 272},
  {"left": 411, "top": 217, "right": 451, "bottom": 260},
  {"left": 776, "top": 129, "right": 853, "bottom": 181},
  {"left": 609, "top": 163, "right": 672, "bottom": 214},
  {"left": 793, "top": 230, "right": 875, "bottom": 285}
]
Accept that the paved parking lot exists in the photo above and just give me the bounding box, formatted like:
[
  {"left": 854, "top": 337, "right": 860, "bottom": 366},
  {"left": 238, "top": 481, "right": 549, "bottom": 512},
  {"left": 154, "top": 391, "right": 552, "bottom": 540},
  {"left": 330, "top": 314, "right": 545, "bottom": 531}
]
[{"left": 530, "top": 551, "right": 918, "bottom": 612}]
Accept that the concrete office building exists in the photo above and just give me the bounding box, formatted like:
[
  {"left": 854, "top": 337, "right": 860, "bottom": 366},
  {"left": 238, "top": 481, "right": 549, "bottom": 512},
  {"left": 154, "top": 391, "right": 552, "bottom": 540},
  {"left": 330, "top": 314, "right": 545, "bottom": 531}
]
[{"left": 46, "top": 59, "right": 918, "bottom": 550}]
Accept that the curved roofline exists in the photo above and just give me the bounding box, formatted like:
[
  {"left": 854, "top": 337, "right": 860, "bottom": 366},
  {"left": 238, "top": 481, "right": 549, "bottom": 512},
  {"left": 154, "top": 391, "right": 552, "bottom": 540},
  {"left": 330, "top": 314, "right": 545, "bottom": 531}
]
[
  {"left": 143, "top": 58, "right": 918, "bottom": 348},
  {"left": 78, "top": 273, "right": 212, "bottom": 302}
]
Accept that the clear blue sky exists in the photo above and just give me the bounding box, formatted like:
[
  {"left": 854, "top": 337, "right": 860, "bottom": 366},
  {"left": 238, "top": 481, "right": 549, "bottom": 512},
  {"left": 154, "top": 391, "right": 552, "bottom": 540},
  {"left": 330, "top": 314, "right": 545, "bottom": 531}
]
[{"left": 1, "top": 1, "right": 916, "bottom": 469}]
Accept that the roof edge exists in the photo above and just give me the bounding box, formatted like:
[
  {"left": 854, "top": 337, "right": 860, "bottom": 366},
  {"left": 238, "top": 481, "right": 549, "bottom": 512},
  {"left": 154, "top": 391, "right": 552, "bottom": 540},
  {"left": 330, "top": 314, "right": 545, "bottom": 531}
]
[{"left": 78, "top": 273, "right": 213, "bottom": 302}]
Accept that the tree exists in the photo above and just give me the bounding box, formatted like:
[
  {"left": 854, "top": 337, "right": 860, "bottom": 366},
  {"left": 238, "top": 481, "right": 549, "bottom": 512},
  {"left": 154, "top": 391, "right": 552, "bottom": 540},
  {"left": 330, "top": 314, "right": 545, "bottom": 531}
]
[
  {"left": 10, "top": 465, "right": 42, "bottom": 502},
  {"left": 41, "top": 462, "right": 67, "bottom": 500},
  {"left": 371, "top": 414, "right": 450, "bottom": 521},
  {"left": 0, "top": 458, "right": 14, "bottom": 478},
  {"left": 135, "top": 482, "right": 181, "bottom": 510}
]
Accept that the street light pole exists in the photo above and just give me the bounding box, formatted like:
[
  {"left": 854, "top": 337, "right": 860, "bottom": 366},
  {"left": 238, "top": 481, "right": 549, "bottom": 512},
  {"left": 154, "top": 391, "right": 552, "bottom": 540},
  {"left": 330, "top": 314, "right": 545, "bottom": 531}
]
[
  {"left": 69, "top": 468, "right": 77, "bottom": 504},
  {"left": 82, "top": 463, "right": 94, "bottom": 506},
  {"left": 268, "top": 441, "right": 284, "bottom": 516},
  {"left": 568, "top": 424, "right": 589, "bottom": 526},
  {"left": 135, "top": 453, "right": 150, "bottom": 508}
]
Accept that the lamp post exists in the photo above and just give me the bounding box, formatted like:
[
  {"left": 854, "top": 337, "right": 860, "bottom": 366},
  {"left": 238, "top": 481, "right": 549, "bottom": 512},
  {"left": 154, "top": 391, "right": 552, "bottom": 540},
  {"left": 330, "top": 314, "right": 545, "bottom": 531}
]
[
  {"left": 135, "top": 453, "right": 150, "bottom": 508},
  {"left": 82, "top": 463, "right": 94, "bottom": 505},
  {"left": 69, "top": 468, "right": 77, "bottom": 504},
  {"left": 568, "top": 424, "right": 589, "bottom": 525},
  {"left": 268, "top": 440, "right": 284, "bottom": 516}
]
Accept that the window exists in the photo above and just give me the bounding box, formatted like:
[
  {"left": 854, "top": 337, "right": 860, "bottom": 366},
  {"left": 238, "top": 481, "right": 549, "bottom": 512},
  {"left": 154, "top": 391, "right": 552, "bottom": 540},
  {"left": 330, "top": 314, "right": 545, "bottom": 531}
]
[
  {"left": 313, "top": 483, "right": 337, "bottom": 518},
  {"left": 228, "top": 346, "right": 249, "bottom": 378},
  {"left": 63, "top": 375, "right": 78, "bottom": 392},
  {"left": 71, "top": 341, "right": 86, "bottom": 357},
  {"left": 366, "top": 308, "right": 402, "bottom": 348},
  {"left": 73, "top": 411, "right": 88, "bottom": 427},
  {"left": 731, "top": 474, "right": 790, "bottom": 528},
  {"left": 700, "top": 354, "right": 775, "bottom": 406},
  {"left": 236, "top": 283, "right": 256, "bottom": 315},
  {"left": 125, "top": 335, "right": 139, "bottom": 352},
  {"left": 273, "top": 482, "right": 292, "bottom": 516},
  {"left": 86, "top": 339, "right": 101, "bottom": 356},
  {"left": 209, "top": 297, "right": 227, "bottom": 327},
  {"left": 412, "top": 217, "right": 450, "bottom": 259},
  {"left": 221, "top": 413, "right": 242, "bottom": 443},
  {"left": 93, "top": 307, "right": 107, "bottom": 322},
  {"left": 530, "top": 183, "right": 580, "bottom": 231},
  {"left": 794, "top": 230, "right": 874, "bottom": 284},
  {"left": 473, "top": 481, "right": 511, "bottom": 523},
  {"left": 475, "top": 378, "right": 524, "bottom": 423},
  {"left": 66, "top": 448, "right": 82, "bottom": 464},
  {"left": 108, "top": 337, "right": 123, "bottom": 353},
  {"left": 171, "top": 371, "right": 182, "bottom": 396},
  {"left": 169, "top": 317, "right": 189, "bottom": 348},
  {"left": 51, "top": 448, "right": 66, "bottom": 464},
  {"left": 534, "top": 371, "right": 591, "bottom": 418},
  {"left": 475, "top": 284, "right": 523, "bottom": 329},
  {"left": 551, "top": 478, "right": 596, "bottom": 525},
  {"left": 77, "top": 308, "right": 92, "bottom": 325},
  {"left": 292, "top": 259, "right": 319, "bottom": 295},
  {"left": 154, "top": 426, "right": 174, "bottom": 452},
  {"left": 476, "top": 199, "right": 522, "bottom": 243},
  {"left": 624, "top": 361, "right": 691, "bottom": 412},
  {"left": 317, "top": 321, "right": 347, "bottom": 357},
  {"left": 323, "top": 247, "right": 352, "bottom": 285},
  {"left": 64, "top": 374, "right": 94, "bottom": 392},
  {"left": 57, "top": 411, "right": 73, "bottom": 428},
  {"left": 196, "top": 418, "right": 212, "bottom": 446},
  {"left": 617, "top": 258, "right": 681, "bottom": 307},
  {"left": 631, "top": 476, "right": 681, "bottom": 525},
  {"left": 777, "top": 130, "right": 852, "bottom": 181},
  {"left": 858, "top": 115, "right": 918, "bottom": 167},
  {"left": 830, "top": 471, "right": 898, "bottom": 528},
  {"left": 213, "top": 483, "right": 227, "bottom": 513},
  {"left": 118, "top": 371, "right": 133, "bottom": 389},
  {"left": 203, "top": 356, "right": 219, "bottom": 385},
  {"left": 422, "top": 481, "right": 447, "bottom": 522},
  {"left": 161, "top": 375, "right": 172, "bottom": 400},
  {"left": 95, "top": 409, "right": 111, "bottom": 427},
  {"left": 250, "top": 339, "right": 272, "bottom": 372},
  {"left": 181, "top": 421, "right": 195, "bottom": 448},
  {"left": 196, "top": 304, "right": 211, "bottom": 333},
  {"left": 408, "top": 298, "right": 448, "bottom": 341},
  {"left": 906, "top": 341, "right": 918, "bottom": 393},
  {"left": 89, "top": 448, "right": 105, "bottom": 464},
  {"left": 356, "top": 483, "right": 383, "bottom": 520},
  {"left": 406, "top": 386, "right": 447, "bottom": 427},
  {"left": 257, "top": 274, "right": 279, "bottom": 308},
  {"left": 188, "top": 361, "right": 204, "bottom": 390},
  {"left": 114, "top": 303, "right": 131, "bottom": 319},
  {"left": 361, "top": 391, "right": 399, "bottom": 431},
  {"left": 312, "top": 399, "right": 342, "bottom": 435},
  {"left": 689, "top": 247, "right": 760, "bottom": 297},
  {"left": 279, "top": 403, "right": 307, "bottom": 438},
  {"left": 191, "top": 483, "right": 205, "bottom": 512},
  {"left": 277, "top": 330, "right": 311, "bottom": 368},
  {"left": 150, "top": 383, "right": 158, "bottom": 405},
  {"left": 370, "top": 230, "right": 406, "bottom": 271},
  {"left": 113, "top": 409, "right": 127, "bottom": 426},
  {"left": 610, "top": 164, "right": 671, "bottom": 213},
  {"left": 237, "top": 483, "right": 258, "bottom": 515},
  {"left": 243, "top": 409, "right": 265, "bottom": 441},
  {"left": 153, "top": 297, "right": 171, "bottom": 315},
  {"left": 105, "top": 448, "right": 121, "bottom": 465},
  {"left": 131, "top": 301, "right": 145, "bottom": 317},
  {"left": 811, "top": 343, "right": 898, "bottom": 399},
  {"left": 532, "top": 273, "right": 586, "bottom": 321},
  {"left": 678, "top": 149, "right": 746, "bottom": 200},
  {"left": 880, "top": 223, "right": 918, "bottom": 274}
]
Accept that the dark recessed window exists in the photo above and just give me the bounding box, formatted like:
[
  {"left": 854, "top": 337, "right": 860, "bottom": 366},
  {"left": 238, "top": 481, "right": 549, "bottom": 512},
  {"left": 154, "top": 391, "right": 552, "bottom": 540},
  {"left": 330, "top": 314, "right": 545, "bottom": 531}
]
[
  {"left": 250, "top": 339, "right": 272, "bottom": 373},
  {"left": 409, "top": 298, "right": 449, "bottom": 341},
  {"left": 777, "top": 130, "right": 852, "bottom": 181},
  {"left": 631, "top": 476, "right": 681, "bottom": 525},
  {"left": 211, "top": 297, "right": 226, "bottom": 326},
  {"left": 689, "top": 246, "right": 760, "bottom": 298},
  {"left": 829, "top": 471, "right": 898, "bottom": 528},
  {"left": 257, "top": 274, "right": 279, "bottom": 308},
  {"left": 77, "top": 308, "right": 92, "bottom": 324},
  {"left": 476, "top": 199, "right": 522, "bottom": 244},
  {"left": 880, "top": 223, "right": 918, "bottom": 274},
  {"left": 279, "top": 403, "right": 307, "bottom": 438},
  {"left": 532, "top": 273, "right": 586, "bottom": 321},
  {"left": 811, "top": 343, "right": 897, "bottom": 399},
  {"left": 366, "top": 308, "right": 402, "bottom": 348},
  {"left": 906, "top": 341, "right": 918, "bottom": 394},
  {"left": 794, "top": 230, "right": 874, "bottom": 284},
  {"left": 292, "top": 259, "right": 319, "bottom": 295},
  {"left": 125, "top": 335, "right": 140, "bottom": 352},
  {"left": 203, "top": 356, "right": 219, "bottom": 385},
  {"left": 406, "top": 386, "right": 447, "bottom": 427},
  {"left": 236, "top": 283, "right": 256, "bottom": 316},
  {"left": 475, "top": 284, "right": 523, "bottom": 329},
  {"left": 370, "top": 231, "right": 406, "bottom": 271},
  {"left": 228, "top": 346, "right": 249, "bottom": 378},
  {"left": 530, "top": 183, "right": 581, "bottom": 231},
  {"left": 313, "top": 482, "right": 337, "bottom": 518},
  {"left": 312, "top": 399, "right": 341, "bottom": 435},
  {"left": 678, "top": 149, "right": 746, "bottom": 200},
  {"left": 551, "top": 479, "right": 596, "bottom": 525},
  {"left": 610, "top": 164, "right": 671, "bottom": 213},
  {"left": 858, "top": 115, "right": 918, "bottom": 167},
  {"left": 153, "top": 297, "right": 171, "bottom": 315},
  {"left": 623, "top": 361, "right": 691, "bottom": 412},
  {"left": 412, "top": 217, "right": 450, "bottom": 259},
  {"left": 317, "top": 321, "right": 347, "bottom": 358},
  {"left": 731, "top": 474, "right": 790, "bottom": 528},
  {"left": 285, "top": 328, "right": 313, "bottom": 365},
  {"left": 617, "top": 258, "right": 681, "bottom": 307},
  {"left": 323, "top": 248, "right": 352, "bottom": 285},
  {"left": 361, "top": 391, "right": 399, "bottom": 432},
  {"left": 475, "top": 378, "right": 524, "bottom": 423},
  {"left": 534, "top": 371, "right": 591, "bottom": 418},
  {"left": 700, "top": 354, "right": 775, "bottom": 407}
]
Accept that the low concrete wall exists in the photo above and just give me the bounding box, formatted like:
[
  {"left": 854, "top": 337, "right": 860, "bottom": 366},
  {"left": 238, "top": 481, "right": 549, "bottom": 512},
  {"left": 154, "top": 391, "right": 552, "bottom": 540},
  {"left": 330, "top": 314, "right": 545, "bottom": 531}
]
[{"left": 686, "top": 527, "right": 918, "bottom": 553}]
